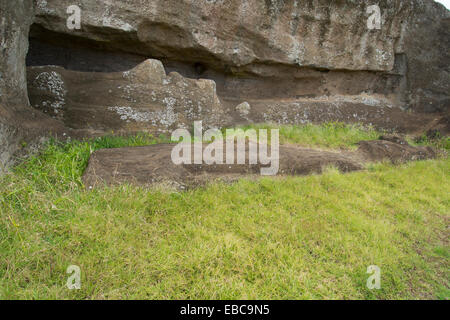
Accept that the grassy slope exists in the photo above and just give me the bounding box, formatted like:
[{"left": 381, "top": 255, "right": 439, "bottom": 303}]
[{"left": 0, "top": 123, "right": 448, "bottom": 299}]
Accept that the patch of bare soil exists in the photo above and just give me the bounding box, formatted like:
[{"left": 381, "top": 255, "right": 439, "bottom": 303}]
[{"left": 82, "top": 137, "right": 436, "bottom": 190}]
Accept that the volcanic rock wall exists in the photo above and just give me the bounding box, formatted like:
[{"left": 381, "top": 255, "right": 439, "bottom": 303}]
[
  {"left": 27, "top": 60, "right": 229, "bottom": 133},
  {"left": 0, "top": 0, "right": 449, "bottom": 172},
  {"left": 29, "top": 0, "right": 449, "bottom": 112},
  {"left": 0, "top": 0, "right": 64, "bottom": 173},
  {"left": 0, "top": 0, "right": 33, "bottom": 108},
  {"left": 0, "top": 0, "right": 35, "bottom": 173}
]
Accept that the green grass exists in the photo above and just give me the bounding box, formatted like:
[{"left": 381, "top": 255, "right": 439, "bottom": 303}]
[
  {"left": 240, "top": 122, "right": 381, "bottom": 149},
  {"left": 0, "top": 123, "right": 448, "bottom": 299},
  {"left": 412, "top": 133, "right": 450, "bottom": 151}
]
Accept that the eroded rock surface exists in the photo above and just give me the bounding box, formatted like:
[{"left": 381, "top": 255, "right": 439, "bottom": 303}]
[
  {"left": 27, "top": 59, "right": 446, "bottom": 135},
  {"left": 31, "top": 0, "right": 449, "bottom": 113},
  {"left": 0, "top": 0, "right": 65, "bottom": 173},
  {"left": 27, "top": 60, "right": 229, "bottom": 133},
  {"left": 1, "top": 0, "right": 449, "bottom": 173},
  {"left": 82, "top": 138, "right": 436, "bottom": 189}
]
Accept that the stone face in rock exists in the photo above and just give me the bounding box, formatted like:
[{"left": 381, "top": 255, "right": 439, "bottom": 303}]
[
  {"left": 31, "top": 0, "right": 449, "bottom": 113},
  {"left": 27, "top": 60, "right": 230, "bottom": 133}
]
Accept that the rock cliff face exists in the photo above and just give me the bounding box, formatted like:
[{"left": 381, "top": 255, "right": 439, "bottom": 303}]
[
  {"left": 30, "top": 0, "right": 449, "bottom": 112},
  {"left": 0, "top": 0, "right": 66, "bottom": 173},
  {"left": 0, "top": 0, "right": 449, "bottom": 172},
  {"left": 27, "top": 60, "right": 228, "bottom": 133},
  {"left": 0, "top": 0, "right": 33, "bottom": 109}
]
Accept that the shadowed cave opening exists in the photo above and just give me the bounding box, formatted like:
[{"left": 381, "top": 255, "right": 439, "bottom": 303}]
[{"left": 26, "top": 24, "right": 215, "bottom": 77}]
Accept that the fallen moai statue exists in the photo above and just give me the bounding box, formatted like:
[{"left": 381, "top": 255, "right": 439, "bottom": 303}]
[{"left": 83, "top": 136, "right": 436, "bottom": 190}]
